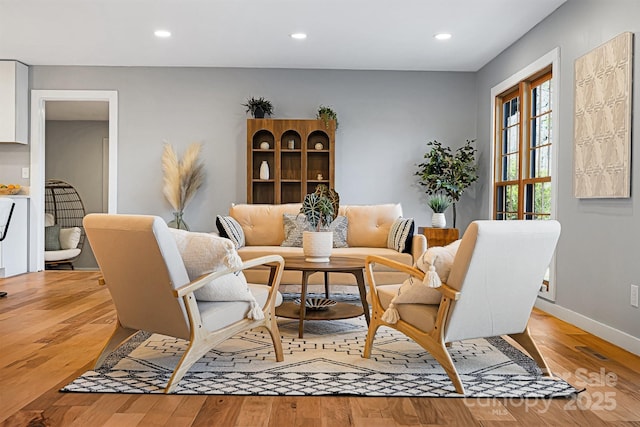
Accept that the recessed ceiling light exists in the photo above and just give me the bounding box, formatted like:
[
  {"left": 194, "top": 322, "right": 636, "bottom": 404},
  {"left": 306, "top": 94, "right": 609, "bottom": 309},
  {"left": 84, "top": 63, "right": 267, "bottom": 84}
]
[
  {"left": 434, "top": 33, "right": 452, "bottom": 41},
  {"left": 154, "top": 30, "right": 171, "bottom": 38},
  {"left": 290, "top": 33, "right": 307, "bottom": 40}
]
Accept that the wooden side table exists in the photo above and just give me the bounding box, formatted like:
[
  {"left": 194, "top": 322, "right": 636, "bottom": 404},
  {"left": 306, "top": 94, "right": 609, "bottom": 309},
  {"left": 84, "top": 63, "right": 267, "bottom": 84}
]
[{"left": 418, "top": 227, "right": 459, "bottom": 247}]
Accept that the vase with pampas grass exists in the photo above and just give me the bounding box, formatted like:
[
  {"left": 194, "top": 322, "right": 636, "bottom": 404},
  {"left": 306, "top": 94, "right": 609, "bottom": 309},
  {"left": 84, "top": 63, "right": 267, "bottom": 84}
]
[{"left": 162, "top": 142, "right": 205, "bottom": 230}]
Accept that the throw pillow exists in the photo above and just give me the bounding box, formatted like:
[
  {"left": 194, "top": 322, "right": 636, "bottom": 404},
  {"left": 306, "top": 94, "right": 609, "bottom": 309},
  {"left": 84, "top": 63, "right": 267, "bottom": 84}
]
[
  {"left": 281, "top": 214, "right": 348, "bottom": 248},
  {"left": 168, "top": 228, "right": 263, "bottom": 319},
  {"left": 216, "top": 215, "right": 245, "bottom": 249},
  {"left": 381, "top": 239, "right": 461, "bottom": 324},
  {"left": 59, "top": 227, "right": 81, "bottom": 249},
  {"left": 44, "top": 225, "right": 61, "bottom": 251},
  {"left": 387, "top": 217, "right": 414, "bottom": 253}
]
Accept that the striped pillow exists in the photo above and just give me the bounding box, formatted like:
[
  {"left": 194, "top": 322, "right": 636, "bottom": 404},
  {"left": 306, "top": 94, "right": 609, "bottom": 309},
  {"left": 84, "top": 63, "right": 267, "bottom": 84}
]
[
  {"left": 216, "top": 215, "right": 245, "bottom": 249},
  {"left": 387, "top": 217, "right": 414, "bottom": 253}
]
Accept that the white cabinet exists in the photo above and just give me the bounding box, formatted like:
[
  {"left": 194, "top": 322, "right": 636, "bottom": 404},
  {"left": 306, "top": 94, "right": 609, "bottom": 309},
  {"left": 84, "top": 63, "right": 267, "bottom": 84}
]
[
  {"left": 0, "top": 197, "right": 28, "bottom": 277},
  {"left": 0, "top": 61, "right": 28, "bottom": 144}
]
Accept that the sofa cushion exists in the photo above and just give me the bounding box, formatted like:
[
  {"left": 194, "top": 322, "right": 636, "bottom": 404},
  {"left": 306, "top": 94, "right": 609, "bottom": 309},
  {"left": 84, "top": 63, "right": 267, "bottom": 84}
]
[
  {"left": 339, "top": 204, "right": 403, "bottom": 248},
  {"left": 281, "top": 214, "right": 348, "bottom": 248},
  {"left": 387, "top": 217, "right": 414, "bottom": 253},
  {"left": 216, "top": 215, "right": 245, "bottom": 248},
  {"left": 230, "top": 203, "right": 302, "bottom": 246}
]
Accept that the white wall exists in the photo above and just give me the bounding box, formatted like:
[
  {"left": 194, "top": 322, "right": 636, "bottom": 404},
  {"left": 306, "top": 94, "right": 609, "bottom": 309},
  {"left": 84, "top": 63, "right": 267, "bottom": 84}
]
[
  {"left": 30, "top": 67, "right": 477, "bottom": 231},
  {"left": 475, "top": 0, "right": 640, "bottom": 345}
]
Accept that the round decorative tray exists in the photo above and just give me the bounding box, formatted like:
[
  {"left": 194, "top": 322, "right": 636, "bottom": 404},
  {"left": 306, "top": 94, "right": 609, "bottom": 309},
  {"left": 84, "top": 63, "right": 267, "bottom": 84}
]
[{"left": 293, "top": 297, "right": 337, "bottom": 311}]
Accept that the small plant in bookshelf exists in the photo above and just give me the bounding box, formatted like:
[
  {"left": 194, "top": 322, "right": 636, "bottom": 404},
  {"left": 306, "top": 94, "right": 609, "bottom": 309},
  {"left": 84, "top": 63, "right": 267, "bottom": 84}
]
[
  {"left": 243, "top": 97, "right": 274, "bottom": 118},
  {"left": 316, "top": 105, "right": 339, "bottom": 129}
]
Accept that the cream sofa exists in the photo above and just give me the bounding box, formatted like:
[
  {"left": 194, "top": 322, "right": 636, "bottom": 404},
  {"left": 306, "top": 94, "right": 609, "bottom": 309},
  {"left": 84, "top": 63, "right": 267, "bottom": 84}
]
[{"left": 223, "top": 203, "right": 426, "bottom": 290}]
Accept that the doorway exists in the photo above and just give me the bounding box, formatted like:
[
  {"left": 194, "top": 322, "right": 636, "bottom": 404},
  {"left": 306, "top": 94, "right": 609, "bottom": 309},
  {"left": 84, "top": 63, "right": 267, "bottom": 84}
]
[{"left": 30, "top": 90, "right": 118, "bottom": 271}]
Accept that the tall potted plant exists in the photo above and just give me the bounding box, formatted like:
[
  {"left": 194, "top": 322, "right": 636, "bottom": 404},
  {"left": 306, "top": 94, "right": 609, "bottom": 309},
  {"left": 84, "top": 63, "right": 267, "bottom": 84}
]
[
  {"left": 415, "top": 139, "right": 478, "bottom": 228},
  {"left": 300, "top": 185, "right": 339, "bottom": 262}
]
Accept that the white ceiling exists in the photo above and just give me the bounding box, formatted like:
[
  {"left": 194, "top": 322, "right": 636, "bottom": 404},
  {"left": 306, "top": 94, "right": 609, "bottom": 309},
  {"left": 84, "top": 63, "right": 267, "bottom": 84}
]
[{"left": 1, "top": 0, "right": 566, "bottom": 72}]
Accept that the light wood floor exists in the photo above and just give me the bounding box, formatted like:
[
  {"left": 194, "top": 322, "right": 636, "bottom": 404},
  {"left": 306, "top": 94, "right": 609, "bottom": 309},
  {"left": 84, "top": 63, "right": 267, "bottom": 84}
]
[{"left": 1, "top": 271, "right": 639, "bottom": 426}]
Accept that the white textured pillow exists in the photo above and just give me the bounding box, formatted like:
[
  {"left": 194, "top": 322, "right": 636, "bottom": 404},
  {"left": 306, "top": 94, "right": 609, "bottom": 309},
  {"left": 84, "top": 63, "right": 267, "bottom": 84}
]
[
  {"left": 45, "top": 212, "right": 55, "bottom": 227},
  {"left": 381, "top": 239, "right": 461, "bottom": 324},
  {"left": 416, "top": 239, "right": 461, "bottom": 283},
  {"left": 59, "top": 227, "right": 81, "bottom": 249},
  {"left": 194, "top": 271, "right": 254, "bottom": 302},
  {"left": 168, "top": 228, "right": 262, "bottom": 319},
  {"left": 168, "top": 228, "right": 243, "bottom": 280}
]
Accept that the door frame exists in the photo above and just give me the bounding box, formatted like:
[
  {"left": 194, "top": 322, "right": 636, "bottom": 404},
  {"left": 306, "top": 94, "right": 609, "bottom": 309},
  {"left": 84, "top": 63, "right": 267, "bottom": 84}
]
[{"left": 29, "top": 90, "right": 118, "bottom": 271}]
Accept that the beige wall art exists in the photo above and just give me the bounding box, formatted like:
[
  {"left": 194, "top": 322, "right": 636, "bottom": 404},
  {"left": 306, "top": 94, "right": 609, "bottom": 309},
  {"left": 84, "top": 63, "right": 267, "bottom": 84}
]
[{"left": 574, "top": 31, "right": 633, "bottom": 198}]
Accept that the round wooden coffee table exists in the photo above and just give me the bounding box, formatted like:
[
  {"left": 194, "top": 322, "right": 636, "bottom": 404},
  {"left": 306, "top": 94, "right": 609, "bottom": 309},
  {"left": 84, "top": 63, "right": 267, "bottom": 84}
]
[{"left": 272, "top": 256, "right": 370, "bottom": 338}]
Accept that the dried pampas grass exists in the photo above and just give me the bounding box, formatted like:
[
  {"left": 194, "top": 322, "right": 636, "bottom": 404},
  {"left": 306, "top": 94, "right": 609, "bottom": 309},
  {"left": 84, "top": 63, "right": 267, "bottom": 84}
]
[{"left": 162, "top": 142, "right": 205, "bottom": 211}]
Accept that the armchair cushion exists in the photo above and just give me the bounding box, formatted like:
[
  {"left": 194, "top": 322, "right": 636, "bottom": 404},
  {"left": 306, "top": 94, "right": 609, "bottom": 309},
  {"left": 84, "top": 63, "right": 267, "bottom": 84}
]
[
  {"left": 59, "top": 227, "right": 81, "bottom": 250},
  {"left": 416, "top": 239, "right": 461, "bottom": 283},
  {"left": 193, "top": 270, "right": 252, "bottom": 302},
  {"left": 45, "top": 225, "right": 61, "bottom": 251}
]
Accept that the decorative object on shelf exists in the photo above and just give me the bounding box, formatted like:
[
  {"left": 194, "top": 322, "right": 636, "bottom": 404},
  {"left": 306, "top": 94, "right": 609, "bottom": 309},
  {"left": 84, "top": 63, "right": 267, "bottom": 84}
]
[
  {"left": 300, "top": 185, "right": 340, "bottom": 262},
  {"left": 314, "top": 142, "right": 324, "bottom": 150},
  {"left": 316, "top": 105, "right": 339, "bottom": 129},
  {"left": 317, "top": 174, "right": 323, "bottom": 180},
  {"left": 243, "top": 96, "right": 274, "bottom": 118},
  {"left": 288, "top": 139, "right": 295, "bottom": 149},
  {"left": 416, "top": 139, "right": 477, "bottom": 227},
  {"left": 162, "top": 142, "right": 205, "bottom": 231},
  {"left": 294, "top": 297, "right": 337, "bottom": 311},
  {"left": 259, "top": 160, "right": 270, "bottom": 180},
  {"left": 428, "top": 194, "right": 451, "bottom": 228},
  {"left": 260, "top": 141, "right": 270, "bottom": 150}
]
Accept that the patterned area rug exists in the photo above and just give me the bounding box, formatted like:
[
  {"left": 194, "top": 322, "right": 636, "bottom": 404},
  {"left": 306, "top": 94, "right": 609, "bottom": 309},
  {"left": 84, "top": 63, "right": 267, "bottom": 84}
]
[{"left": 62, "top": 316, "right": 578, "bottom": 397}]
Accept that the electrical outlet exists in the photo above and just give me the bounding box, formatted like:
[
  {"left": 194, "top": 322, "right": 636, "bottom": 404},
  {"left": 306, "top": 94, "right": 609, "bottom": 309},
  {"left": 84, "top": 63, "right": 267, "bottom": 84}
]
[
  {"left": 631, "top": 285, "right": 639, "bottom": 308},
  {"left": 21, "top": 167, "right": 29, "bottom": 179}
]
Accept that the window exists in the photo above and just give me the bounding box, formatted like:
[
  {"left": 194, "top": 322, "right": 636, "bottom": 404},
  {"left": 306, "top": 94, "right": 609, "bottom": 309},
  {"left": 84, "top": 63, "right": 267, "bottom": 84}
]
[{"left": 494, "top": 69, "right": 552, "bottom": 221}]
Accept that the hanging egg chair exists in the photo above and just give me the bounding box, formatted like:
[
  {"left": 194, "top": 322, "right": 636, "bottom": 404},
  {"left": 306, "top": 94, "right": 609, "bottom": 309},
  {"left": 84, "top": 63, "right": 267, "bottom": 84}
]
[{"left": 44, "top": 179, "right": 86, "bottom": 269}]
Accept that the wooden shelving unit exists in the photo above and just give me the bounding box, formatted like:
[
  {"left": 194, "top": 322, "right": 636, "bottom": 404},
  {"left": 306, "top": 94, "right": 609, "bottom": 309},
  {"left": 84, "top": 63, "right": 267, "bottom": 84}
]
[{"left": 247, "top": 119, "right": 335, "bottom": 204}]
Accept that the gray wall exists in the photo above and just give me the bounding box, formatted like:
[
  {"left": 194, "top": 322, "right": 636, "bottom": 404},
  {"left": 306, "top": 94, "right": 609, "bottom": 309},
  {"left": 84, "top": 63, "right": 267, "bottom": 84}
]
[
  {"left": 475, "top": 0, "right": 640, "bottom": 339},
  {"left": 30, "top": 67, "right": 477, "bottom": 231},
  {"left": 45, "top": 120, "right": 108, "bottom": 269}
]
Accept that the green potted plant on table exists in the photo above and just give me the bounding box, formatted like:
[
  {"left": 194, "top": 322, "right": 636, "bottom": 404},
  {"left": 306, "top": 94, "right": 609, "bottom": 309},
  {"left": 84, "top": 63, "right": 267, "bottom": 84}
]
[
  {"left": 300, "top": 184, "right": 339, "bottom": 262},
  {"left": 316, "top": 105, "right": 339, "bottom": 129},
  {"left": 243, "top": 96, "right": 274, "bottom": 118},
  {"left": 416, "top": 139, "right": 478, "bottom": 228},
  {"left": 427, "top": 194, "right": 452, "bottom": 228}
]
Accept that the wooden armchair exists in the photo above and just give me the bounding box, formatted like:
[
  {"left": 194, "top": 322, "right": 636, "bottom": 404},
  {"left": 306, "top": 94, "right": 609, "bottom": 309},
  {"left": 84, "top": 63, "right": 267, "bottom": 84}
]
[
  {"left": 364, "top": 220, "right": 561, "bottom": 394},
  {"left": 84, "top": 214, "right": 285, "bottom": 393}
]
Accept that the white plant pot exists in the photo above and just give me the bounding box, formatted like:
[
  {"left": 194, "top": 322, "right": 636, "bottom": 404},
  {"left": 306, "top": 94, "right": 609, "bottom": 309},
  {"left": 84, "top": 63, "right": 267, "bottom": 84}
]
[
  {"left": 302, "top": 231, "right": 333, "bottom": 263},
  {"left": 431, "top": 212, "right": 446, "bottom": 228}
]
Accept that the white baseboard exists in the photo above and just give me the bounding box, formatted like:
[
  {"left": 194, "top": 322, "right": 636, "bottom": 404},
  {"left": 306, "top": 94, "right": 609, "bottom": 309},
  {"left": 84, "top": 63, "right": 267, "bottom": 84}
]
[{"left": 535, "top": 299, "right": 640, "bottom": 356}]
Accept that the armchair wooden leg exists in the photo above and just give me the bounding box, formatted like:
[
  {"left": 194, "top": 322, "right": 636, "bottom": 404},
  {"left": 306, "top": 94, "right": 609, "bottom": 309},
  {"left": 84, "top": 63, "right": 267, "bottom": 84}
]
[
  {"left": 363, "top": 319, "right": 381, "bottom": 359},
  {"left": 94, "top": 323, "right": 137, "bottom": 369},
  {"left": 263, "top": 311, "right": 284, "bottom": 362},
  {"left": 424, "top": 337, "right": 465, "bottom": 394},
  {"left": 509, "top": 328, "right": 552, "bottom": 376}
]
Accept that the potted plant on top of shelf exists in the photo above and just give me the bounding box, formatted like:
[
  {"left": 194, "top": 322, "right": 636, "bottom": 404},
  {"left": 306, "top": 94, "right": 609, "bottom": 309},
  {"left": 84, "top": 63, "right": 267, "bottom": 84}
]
[
  {"left": 299, "top": 184, "right": 339, "bottom": 262},
  {"left": 415, "top": 139, "right": 478, "bottom": 228},
  {"left": 243, "top": 96, "right": 274, "bottom": 118},
  {"left": 316, "top": 105, "right": 339, "bottom": 129}
]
